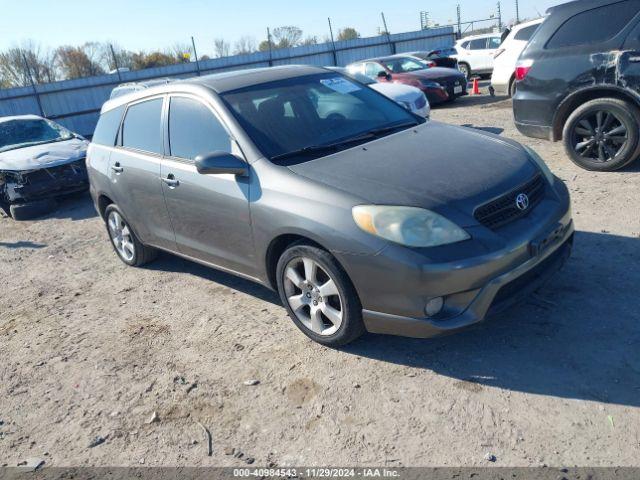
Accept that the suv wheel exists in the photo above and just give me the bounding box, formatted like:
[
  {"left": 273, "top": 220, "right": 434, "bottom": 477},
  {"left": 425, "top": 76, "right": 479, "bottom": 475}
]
[
  {"left": 562, "top": 98, "right": 640, "bottom": 171},
  {"left": 276, "top": 243, "right": 365, "bottom": 347},
  {"left": 458, "top": 63, "right": 470, "bottom": 79},
  {"left": 104, "top": 205, "right": 157, "bottom": 266}
]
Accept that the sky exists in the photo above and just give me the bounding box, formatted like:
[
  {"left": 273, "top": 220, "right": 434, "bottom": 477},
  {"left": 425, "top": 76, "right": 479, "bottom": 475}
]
[{"left": 0, "top": 0, "right": 565, "bottom": 56}]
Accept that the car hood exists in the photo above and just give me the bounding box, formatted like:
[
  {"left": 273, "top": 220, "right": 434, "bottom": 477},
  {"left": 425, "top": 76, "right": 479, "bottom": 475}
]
[
  {"left": 370, "top": 82, "right": 423, "bottom": 102},
  {"left": 288, "top": 122, "right": 538, "bottom": 227},
  {"left": 402, "top": 67, "right": 465, "bottom": 80},
  {"left": 0, "top": 138, "right": 88, "bottom": 171}
]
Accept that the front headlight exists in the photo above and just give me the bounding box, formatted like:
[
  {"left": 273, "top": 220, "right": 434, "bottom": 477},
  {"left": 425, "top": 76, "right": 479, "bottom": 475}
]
[
  {"left": 523, "top": 145, "right": 555, "bottom": 185},
  {"left": 352, "top": 205, "right": 470, "bottom": 248}
]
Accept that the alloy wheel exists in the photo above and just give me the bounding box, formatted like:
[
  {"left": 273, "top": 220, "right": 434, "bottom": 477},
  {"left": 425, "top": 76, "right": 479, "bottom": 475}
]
[
  {"left": 283, "top": 257, "right": 343, "bottom": 336},
  {"left": 571, "top": 110, "right": 628, "bottom": 163},
  {"left": 107, "top": 210, "right": 135, "bottom": 262}
]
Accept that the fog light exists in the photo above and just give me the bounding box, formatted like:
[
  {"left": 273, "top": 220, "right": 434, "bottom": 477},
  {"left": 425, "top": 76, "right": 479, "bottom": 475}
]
[{"left": 425, "top": 297, "right": 444, "bottom": 317}]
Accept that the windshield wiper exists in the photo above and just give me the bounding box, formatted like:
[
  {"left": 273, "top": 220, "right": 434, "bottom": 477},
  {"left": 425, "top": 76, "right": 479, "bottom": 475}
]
[{"left": 269, "top": 121, "right": 419, "bottom": 163}]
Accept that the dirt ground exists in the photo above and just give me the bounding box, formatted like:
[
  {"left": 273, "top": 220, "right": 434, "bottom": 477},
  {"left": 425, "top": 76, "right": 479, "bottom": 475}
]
[{"left": 1, "top": 90, "right": 639, "bottom": 468}]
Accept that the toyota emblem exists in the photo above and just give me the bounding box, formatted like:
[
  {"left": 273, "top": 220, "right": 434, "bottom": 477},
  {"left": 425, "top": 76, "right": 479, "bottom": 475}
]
[{"left": 515, "top": 193, "right": 530, "bottom": 211}]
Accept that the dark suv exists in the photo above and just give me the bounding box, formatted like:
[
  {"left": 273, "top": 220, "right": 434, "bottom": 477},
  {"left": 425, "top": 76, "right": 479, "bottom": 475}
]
[{"left": 513, "top": 0, "right": 640, "bottom": 171}]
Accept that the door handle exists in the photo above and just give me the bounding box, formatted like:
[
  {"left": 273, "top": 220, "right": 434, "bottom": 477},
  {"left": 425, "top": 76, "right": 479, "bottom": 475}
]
[
  {"left": 111, "top": 163, "right": 123, "bottom": 173},
  {"left": 161, "top": 174, "right": 179, "bottom": 188}
]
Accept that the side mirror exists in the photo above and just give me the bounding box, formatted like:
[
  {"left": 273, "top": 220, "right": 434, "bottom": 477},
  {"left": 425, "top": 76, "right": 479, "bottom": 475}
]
[
  {"left": 377, "top": 70, "right": 391, "bottom": 81},
  {"left": 195, "top": 151, "right": 248, "bottom": 176}
]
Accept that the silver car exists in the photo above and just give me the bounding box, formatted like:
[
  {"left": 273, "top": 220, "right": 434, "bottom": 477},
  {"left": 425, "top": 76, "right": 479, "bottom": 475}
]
[{"left": 87, "top": 65, "right": 573, "bottom": 346}]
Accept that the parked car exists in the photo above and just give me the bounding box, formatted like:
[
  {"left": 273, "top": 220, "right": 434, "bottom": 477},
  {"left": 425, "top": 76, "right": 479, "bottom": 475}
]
[
  {"left": 514, "top": 0, "right": 640, "bottom": 171},
  {"left": 0, "top": 115, "right": 89, "bottom": 220},
  {"left": 399, "top": 48, "right": 459, "bottom": 69},
  {"left": 88, "top": 65, "right": 573, "bottom": 346},
  {"left": 347, "top": 56, "right": 467, "bottom": 105},
  {"left": 328, "top": 67, "right": 430, "bottom": 118},
  {"left": 453, "top": 33, "right": 503, "bottom": 78},
  {"left": 490, "top": 18, "right": 544, "bottom": 97},
  {"left": 109, "top": 78, "right": 174, "bottom": 99}
]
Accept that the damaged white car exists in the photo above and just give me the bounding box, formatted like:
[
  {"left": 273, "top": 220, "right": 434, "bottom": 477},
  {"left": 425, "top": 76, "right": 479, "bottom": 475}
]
[{"left": 0, "top": 115, "right": 89, "bottom": 220}]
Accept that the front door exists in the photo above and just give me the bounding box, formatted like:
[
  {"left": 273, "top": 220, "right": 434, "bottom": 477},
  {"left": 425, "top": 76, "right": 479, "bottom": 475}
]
[{"left": 160, "top": 94, "right": 255, "bottom": 275}]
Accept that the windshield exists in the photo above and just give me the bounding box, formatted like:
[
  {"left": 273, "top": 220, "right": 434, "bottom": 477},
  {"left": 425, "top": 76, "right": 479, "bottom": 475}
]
[
  {"left": 0, "top": 118, "right": 73, "bottom": 153},
  {"left": 381, "top": 57, "right": 428, "bottom": 73},
  {"left": 221, "top": 73, "right": 421, "bottom": 163}
]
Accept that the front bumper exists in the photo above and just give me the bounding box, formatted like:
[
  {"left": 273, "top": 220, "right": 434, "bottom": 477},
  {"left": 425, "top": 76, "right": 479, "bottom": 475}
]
[
  {"left": 339, "top": 184, "right": 573, "bottom": 339},
  {"left": 363, "top": 228, "right": 573, "bottom": 338}
]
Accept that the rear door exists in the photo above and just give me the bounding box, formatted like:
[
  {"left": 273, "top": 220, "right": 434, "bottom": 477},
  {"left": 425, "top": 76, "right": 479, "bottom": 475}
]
[
  {"left": 160, "top": 94, "right": 255, "bottom": 274},
  {"left": 108, "top": 95, "right": 176, "bottom": 250}
]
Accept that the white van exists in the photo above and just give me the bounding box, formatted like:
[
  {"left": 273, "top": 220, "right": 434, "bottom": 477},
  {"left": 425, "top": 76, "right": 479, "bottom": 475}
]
[{"left": 490, "top": 18, "right": 544, "bottom": 97}]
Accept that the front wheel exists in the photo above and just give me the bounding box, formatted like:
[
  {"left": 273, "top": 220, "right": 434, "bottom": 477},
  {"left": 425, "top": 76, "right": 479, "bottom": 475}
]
[
  {"left": 562, "top": 98, "right": 640, "bottom": 171},
  {"left": 276, "top": 243, "right": 365, "bottom": 347},
  {"left": 104, "top": 205, "right": 157, "bottom": 266},
  {"left": 458, "top": 63, "right": 470, "bottom": 79}
]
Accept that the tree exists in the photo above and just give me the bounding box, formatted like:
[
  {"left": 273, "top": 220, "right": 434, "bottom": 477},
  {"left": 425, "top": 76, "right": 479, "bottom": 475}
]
[
  {"left": 213, "top": 38, "right": 230, "bottom": 58},
  {"left": 258, "top": 40, "right": 272, "bottom": 52},
  {"left": 171, "top": 43, "right": 192, "bottom": 63},
  {"left": 99, "top": 43, "right": 134, "bottom": 72},
  {"left": 300, "top": 36, "right": 319, "bottom": 46},
  {"left": 337, "top": 27, "right": 360, "bottom": 41},
  {"left": 131, "top": 51, "right": 177, "bottom": 70},
  {"left": 272, "top": 26, "right": 303, "bottom": 48},
  {"left": 234, "top": 36, "right": 257, "bottom": 55},
  {"left": 55, "top": 43, "right": 105, "bottom": 79},
  {"left": 0, "top": 42, "right": 56, "bottom": 87}
]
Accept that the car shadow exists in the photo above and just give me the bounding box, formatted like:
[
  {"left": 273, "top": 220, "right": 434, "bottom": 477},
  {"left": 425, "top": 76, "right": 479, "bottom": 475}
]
[
  {"left": 461, "top": 124, "right": 504, "bottom": 135},
  {"left": 438, "top": 94, "right": 510, "bottom": 109},
  {"left": 342, "top": 230, "right": 640, "bottom": 407},
  {"left": 144, "top": 253, "right": 281, "bottom": 306},
  {"left": 48, "top": 192, "right": 98, "bottom": 221}
]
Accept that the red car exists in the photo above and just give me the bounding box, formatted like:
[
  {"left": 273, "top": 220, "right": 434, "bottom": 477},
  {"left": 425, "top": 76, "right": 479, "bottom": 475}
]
[{"left": 347, "top": 56, "right": 467, "bottom": 105}]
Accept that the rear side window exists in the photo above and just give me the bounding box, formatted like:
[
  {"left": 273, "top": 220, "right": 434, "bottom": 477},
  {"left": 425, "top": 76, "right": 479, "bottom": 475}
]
[
  {"left": 488, "top": 37, "right": 502, "bottom": 48},
  {"left": 121, "top": 98, "right": 163, "bottom": 154},
  {"left": 92, "top": 106, "right": 124, "bottom": 146},
  {"left": 469, "top": 38, "right": 487, "bottom": 50},
  {"left": 546, "top": 0, "right": 640, "bottom": 48},
  {"left": 168, "top": 97, "right": 230, "bottom": 160},
  {"left": 514, "top": 24, "right": 540, "bottom": 41}
]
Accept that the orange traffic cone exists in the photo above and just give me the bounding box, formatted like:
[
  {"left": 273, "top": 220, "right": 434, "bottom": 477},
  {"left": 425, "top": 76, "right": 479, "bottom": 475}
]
[{"left": 472, "top": 77, "right": 480, "bottom": 95}]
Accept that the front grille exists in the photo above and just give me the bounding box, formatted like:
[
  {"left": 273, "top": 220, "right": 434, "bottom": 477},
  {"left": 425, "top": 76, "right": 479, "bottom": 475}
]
[
  {"left": 22, "top": 159, "right": 87, "bottom": 184},
  {"left": 474, "top": 174, "right": 545, "bottom": 230}
]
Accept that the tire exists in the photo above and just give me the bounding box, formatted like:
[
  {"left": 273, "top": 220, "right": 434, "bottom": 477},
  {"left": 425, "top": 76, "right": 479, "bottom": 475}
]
[
  {"left": 458, "top": 62, "right": 470, "bottom": 80},
  {"left": 104, "top": 204, "right": 157, "bottom": 267},
  {"left": 276, "top": 242, "right": 365, "bottom": 347},
  {"left": 508, "top": 78, "right": 516, "bottom": 98},
  {"left": 9, "top": 199, "right": 57, "bottom": 220},
  {"left": 562, "top": 97, "right": 640, "bottom": 171}
]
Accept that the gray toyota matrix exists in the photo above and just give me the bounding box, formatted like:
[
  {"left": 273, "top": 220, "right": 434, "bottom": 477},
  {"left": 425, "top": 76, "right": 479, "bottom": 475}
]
[{"left": 87, "top": 65, "right": 573, "bottom": 346}]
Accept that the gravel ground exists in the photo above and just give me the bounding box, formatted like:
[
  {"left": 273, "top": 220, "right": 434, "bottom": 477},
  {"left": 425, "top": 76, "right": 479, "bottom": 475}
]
[{"left": 1, "top": 90, "right": 639, "bottom": 468}]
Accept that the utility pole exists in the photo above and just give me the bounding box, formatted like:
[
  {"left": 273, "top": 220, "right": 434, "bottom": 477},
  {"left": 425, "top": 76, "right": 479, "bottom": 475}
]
[
  {"left": 191, "top": 36, "right": 201, "bottom": 76},
  {"left": 515, "top": 0, "right": 520, "bottom": 23},
  {"left": 497, "top": 2, "right": 502, "bottom": 30},
  {"left": 109, "top": 44, "right": 122, "bottom": 82},
  {"left": 327, "top": 17, "right": 338, "bottom": 66},
  {"left": 22, "top": 53, "right": 44, "bottom": 117},
  {"left": 266, "top": 27, "right": 274, "bottom": 67},
  {"left": 457, "top": 4, "right": 462, "bottom": 37},
  {"left": 381, "top": 12, "right": 396, "bottom": 54},
  {"left": 420, "top": 11, "right": 429, "bottom": 30}
]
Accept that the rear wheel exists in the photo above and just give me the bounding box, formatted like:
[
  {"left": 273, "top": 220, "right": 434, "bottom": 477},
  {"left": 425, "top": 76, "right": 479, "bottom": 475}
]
[
  {"left": 104, "top": 204, "right": 157, "bottom": 266},
  {"left": 562, "top": 98, "right": 640, "bottom": 171},
  {"left": 276, "top": 243, "right": 365, "bottom": 347},
  {"left": 508, "top": 77, "right": 517, "bottom": 98},
  {"left": 458, "top": 62, "right": 470, "bottom": 80}
]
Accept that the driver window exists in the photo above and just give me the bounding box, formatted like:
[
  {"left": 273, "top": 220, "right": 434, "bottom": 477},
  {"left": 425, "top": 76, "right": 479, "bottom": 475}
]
[
  {"left": 168, "top": 97, "right": 231, "bottom": 160},
  {"left": 365, "top": 62, "right": 381, "bottom": 78}
]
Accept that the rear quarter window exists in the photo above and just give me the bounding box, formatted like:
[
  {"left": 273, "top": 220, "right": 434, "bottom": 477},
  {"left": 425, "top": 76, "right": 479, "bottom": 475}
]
[
  {"left": 514, "top": 24, "right": 540, "bottom": 41},
  {"left": 546, "top": 0, "right": 640, "bottom": 48},
  {"left": 92, "top": 106, "right": 124, "bottom": 146}
]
